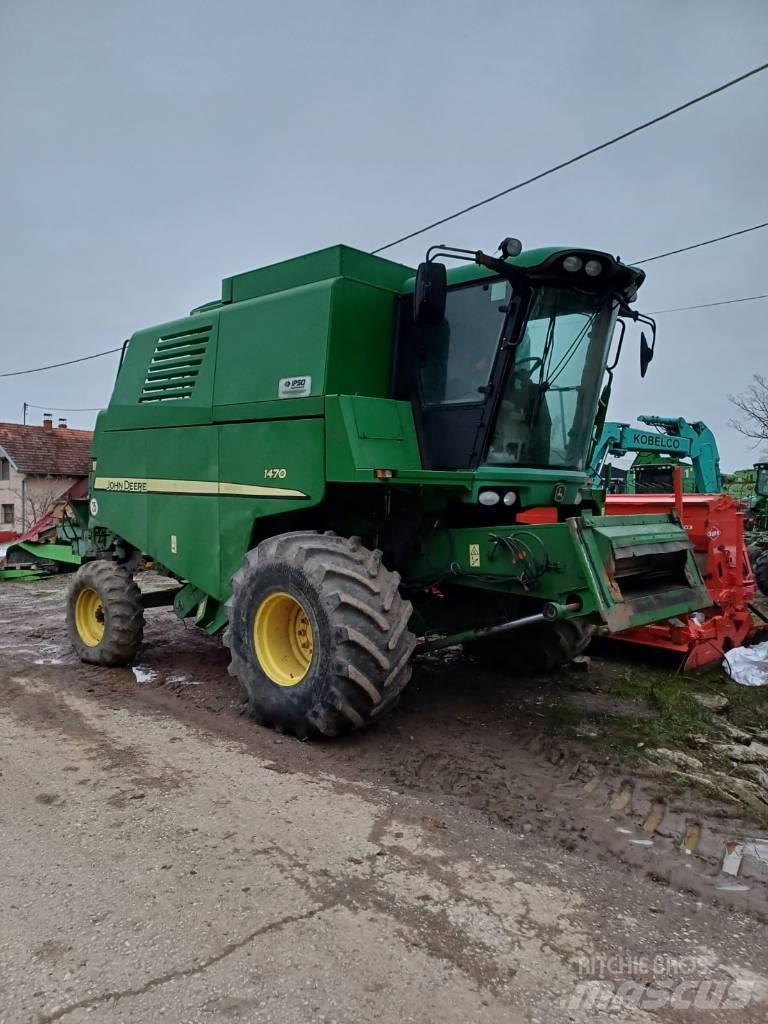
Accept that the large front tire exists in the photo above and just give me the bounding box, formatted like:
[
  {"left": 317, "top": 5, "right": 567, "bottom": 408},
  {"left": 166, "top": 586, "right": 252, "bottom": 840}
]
[
  {"left": 226, "top": 532, "right": 416, "bottom": 738},
  {"left": 66, "top": 561, "right": 144, "bottom": 666}
]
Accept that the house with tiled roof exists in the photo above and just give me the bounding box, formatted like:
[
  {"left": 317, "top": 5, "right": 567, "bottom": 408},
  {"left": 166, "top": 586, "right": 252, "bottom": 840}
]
[{"left": 0, "top": 415, "right": 93, "bottom": 539}]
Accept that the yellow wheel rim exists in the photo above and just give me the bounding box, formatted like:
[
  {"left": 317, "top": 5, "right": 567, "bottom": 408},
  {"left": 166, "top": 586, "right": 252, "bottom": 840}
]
[
  {"left": 75, "top": 587, "right": 105, "bottom": 647},
  {"left": 253, "top": 591, "right": 314, "bottom": 686}
]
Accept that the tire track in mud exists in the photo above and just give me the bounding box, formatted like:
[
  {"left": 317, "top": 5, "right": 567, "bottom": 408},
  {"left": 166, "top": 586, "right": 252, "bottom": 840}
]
[{"left": 3, "top": 574, "right": 768, "bottom": 917}]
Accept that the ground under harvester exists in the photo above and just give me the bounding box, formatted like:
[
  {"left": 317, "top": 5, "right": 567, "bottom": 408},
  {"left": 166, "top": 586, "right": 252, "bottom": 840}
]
[{"left": 66, "top": 240, "right": 712, "bottom": 737}]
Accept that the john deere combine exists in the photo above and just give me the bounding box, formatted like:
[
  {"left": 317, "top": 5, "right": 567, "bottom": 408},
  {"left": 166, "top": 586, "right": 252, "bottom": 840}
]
[{"left": 67, "top": 240, "right": 710, "bottom": 737}]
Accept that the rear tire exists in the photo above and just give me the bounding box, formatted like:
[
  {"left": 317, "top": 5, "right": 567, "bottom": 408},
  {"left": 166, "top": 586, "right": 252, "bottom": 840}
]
[
  {"left": 226, "top": 531, "right": 416, "bottom": 738},
  {"left": 67, "top": 560, "right": 144, "bottom": 666},
  {"left": 754, "top": 553, "right": 768, "bottom": 598},
  {"left": 464, "top": 618, "right": 594, "bottom": 674}
]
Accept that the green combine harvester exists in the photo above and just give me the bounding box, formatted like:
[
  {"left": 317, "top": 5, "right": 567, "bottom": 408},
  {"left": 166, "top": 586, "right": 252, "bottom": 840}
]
[{"left": 67, "top": 240, "right": 710, "bottom": 737}]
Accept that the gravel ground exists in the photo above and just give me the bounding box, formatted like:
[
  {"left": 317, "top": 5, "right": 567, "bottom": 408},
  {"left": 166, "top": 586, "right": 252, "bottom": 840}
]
[{"left": 2, "top": 575, "right": 768, "bottom": 1022}]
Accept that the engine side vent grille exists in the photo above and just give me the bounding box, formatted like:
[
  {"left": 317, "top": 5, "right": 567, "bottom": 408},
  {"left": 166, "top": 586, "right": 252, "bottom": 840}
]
[{"left": 139, "top": 325, "right": 212, "bottom": 403}]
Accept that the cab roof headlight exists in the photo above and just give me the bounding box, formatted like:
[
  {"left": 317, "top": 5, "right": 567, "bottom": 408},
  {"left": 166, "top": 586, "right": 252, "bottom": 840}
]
[
  {"left": 584, "top": 260, "right": 602, "bottom": 277},
  {"left": 478, "top": 490, "right": 500, "bottom": 506},
  {"left": 503, "top": 491, "right": 517, "bottom": 506},
  {"left": 563, "top": 255, "right": 583, "bottom": 272}
]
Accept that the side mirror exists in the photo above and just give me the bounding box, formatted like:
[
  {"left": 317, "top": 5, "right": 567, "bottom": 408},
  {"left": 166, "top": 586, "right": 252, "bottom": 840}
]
[
  {"left": 640, "top": 331, "right": 654, "bottom": 378},
  {"left": 413, "top": 261, "right": 447, "bottom": 326}
]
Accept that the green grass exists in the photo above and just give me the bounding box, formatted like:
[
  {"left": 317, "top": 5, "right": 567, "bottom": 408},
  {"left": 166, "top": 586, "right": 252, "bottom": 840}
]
[
  {"left": 527, "top": 662, "right": 768, "bottom": 820},
  {"left": 579, "top": 666, "right": 768, "bottom": 750}
]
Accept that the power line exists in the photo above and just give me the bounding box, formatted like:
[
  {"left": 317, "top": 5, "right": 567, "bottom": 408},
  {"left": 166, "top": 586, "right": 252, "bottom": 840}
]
[
  {"left": 632, "top": 220, "right": 768, "bottom": 264},
  {"left": 0, "top": 346, "right": 121, "bottom": 378},
  {"left": 653, "top": 293, "right": 768, "bottom": 314},
  {"left": 23, "top": 402, "right": 102, "bottom": 412},
  {"left": 371, "top": 61, "right": 768, "bottom": 254}
]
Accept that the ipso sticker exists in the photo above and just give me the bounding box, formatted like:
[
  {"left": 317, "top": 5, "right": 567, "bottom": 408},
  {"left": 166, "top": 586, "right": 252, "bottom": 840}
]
[
  {"left": 278, "top": 376, "right": 312, "bottom": 399},
  {"left": 89, "top": 498, "right": 99, "bottom": 516}
]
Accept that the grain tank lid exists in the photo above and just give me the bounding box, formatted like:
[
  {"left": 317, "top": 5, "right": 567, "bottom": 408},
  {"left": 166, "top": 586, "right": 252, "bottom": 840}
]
[{"left": 220, "top": 245, "right": 414, "bottom": 305}]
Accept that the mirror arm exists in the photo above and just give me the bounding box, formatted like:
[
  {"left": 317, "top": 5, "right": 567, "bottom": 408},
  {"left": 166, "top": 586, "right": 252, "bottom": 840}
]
[
  {"left": 616, "top": 303, "right": 657, "bottom": 354},
  {"left": 474, "top": 251, "right": 529, "bottom": 288},
  {"left": 423, "top": 246, "right": 529, "bottom": 286},
  {"left": 425, "top": 244, "right": 477, "bottom": 263},
  {"left": 635, "top": 313, "right": 657, "bottom": 352}
]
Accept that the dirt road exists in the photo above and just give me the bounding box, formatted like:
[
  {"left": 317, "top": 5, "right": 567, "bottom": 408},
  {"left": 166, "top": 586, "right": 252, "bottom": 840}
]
[{"left": 2, "top": 576, "right": 768, "bottom": 1021}]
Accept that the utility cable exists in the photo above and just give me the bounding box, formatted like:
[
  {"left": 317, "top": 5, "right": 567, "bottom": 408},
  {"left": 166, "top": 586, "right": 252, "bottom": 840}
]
[
  {"left": 23, "top": 402, "right": 102, "bottom": 412},
  {"left": 632, "top": 220, "right": 768, "bottom": 264},
  {"left": 0, "top": 346, "right": 121, "bottom": 378},
  {"left": 652, "top": 293, "right": 768, "bottom": 314},
  {"left": 371, "top": 61, "right": 768, "bottom": 254}
]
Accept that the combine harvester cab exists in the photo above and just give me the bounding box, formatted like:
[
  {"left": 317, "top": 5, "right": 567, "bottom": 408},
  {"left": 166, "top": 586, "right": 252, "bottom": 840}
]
[{"left": 68, "top": 239, "right": 712, "bottom": 737}]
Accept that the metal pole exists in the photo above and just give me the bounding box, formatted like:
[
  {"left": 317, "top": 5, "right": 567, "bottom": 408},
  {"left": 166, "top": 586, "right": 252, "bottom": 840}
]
[
  {"left": 416, "top": 602, "right": 581, "bottom": 654},
  {"left": 673, "top": 465, "right": 684, "bottom": 523}
]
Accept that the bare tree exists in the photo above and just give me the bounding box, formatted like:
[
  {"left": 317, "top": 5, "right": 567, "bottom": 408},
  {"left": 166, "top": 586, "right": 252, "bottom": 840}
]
[
  {"left": 10, "top": 475, "right": 71, "bottom": 531},
  {"left": 729, "top": 375, "right": 768, "bottom": 451}
]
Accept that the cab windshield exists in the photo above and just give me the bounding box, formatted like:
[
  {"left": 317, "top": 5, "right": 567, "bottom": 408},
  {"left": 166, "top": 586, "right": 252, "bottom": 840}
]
[
  {"left": 486, "top": 287, "right": 617, "bottom": 470},
  {"left": 757, "top": 467, "right": 768, "bottom": 497}
]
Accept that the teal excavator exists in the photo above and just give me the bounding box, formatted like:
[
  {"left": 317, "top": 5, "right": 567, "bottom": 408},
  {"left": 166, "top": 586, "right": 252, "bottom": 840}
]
[{"left": 589, "top": 415, "right": 721, "bottom": 494}]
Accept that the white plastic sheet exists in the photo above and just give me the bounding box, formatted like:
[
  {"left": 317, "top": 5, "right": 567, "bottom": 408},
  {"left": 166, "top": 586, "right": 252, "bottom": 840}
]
[{"left": 723, "top": 640, "right": 768, "bottom": 686}]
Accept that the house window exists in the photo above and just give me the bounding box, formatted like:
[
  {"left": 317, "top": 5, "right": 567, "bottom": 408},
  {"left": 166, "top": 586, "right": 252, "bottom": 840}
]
[
  {"left": 0, "top": 458, "right": 9, "bottom": 481},
  {"left": 1, "top": 504, "right": 13, "bottom": 525}
]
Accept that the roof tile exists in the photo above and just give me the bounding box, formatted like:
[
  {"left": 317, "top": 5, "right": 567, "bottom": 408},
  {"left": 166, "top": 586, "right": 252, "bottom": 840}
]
[{"left": 0, "top": 422, "right": 93, "bottom": 477}]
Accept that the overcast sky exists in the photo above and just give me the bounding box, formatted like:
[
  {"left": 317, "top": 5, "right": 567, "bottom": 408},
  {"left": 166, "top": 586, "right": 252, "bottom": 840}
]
[{"left": 1, "top": 0, "right": 767, "bottom": 470}]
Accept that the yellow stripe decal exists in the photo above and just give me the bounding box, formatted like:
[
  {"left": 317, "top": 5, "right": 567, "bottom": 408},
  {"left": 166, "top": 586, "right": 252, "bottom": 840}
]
[{"left": 93, "top": 476, "right": 308, "bottom": 499}]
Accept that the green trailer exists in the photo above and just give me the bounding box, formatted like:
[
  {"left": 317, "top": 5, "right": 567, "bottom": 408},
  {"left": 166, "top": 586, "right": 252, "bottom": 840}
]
[{"left": 66, "top": 239, "right": 710, "bottom": 737}]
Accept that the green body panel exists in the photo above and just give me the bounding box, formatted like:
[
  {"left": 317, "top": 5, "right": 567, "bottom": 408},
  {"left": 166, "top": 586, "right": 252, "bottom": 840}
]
[
  {"left": 214, "top": 281, "right": 332, "bottom": 407},
  {"left": 104, "top": 313, "right": 219, "bottom": 431},
  {"left": 13, "top": 541, "right": 81, "bottom": 566},
  {"left": 221, "top": 246, "right": 412, "bottom": 305},
  {"left": 401, "top": 513, "right": 709, "bottom": 633},
  {"left": 92, "top": 418, "right": 325, "bottom": 600},
  {"left": 85, "top": 242, "right": 710, "bottom": 640},
  {"left": 325, "top": 396, "right": 422, "bottom": 481}
]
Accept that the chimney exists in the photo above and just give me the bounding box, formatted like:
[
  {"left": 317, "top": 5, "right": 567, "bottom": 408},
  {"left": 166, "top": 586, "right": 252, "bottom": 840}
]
[
  {"left": 43, "top": 413, "right": 53, "bottom": 431},
  {"left": 58, "top": 417, "right": 67, "bottom": 429}
]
